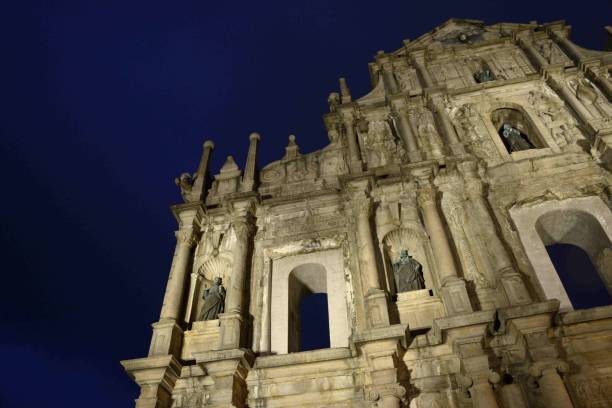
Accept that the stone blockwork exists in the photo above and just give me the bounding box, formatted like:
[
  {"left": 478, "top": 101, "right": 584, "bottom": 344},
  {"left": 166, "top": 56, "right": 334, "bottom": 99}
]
[{"left": 123, "top": 19, "right": 612, "bottom": 407}]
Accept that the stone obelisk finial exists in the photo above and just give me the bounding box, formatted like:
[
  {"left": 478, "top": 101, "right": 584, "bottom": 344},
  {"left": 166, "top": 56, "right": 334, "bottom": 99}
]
[{"left": 241, "top": 132, "right": 260, "bottom": 192}]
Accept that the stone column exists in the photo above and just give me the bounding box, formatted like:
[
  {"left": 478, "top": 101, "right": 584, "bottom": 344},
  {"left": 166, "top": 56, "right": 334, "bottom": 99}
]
[
  {"left": 459, "top": 162, "right": 532, "bottom": 306},
  {"left": 530, "top": 364, "right": 574, "bottom": 408},
  {"left": 587, "top": 67, "right": 612, "bottom": 101},
  {"left": 190, "top": 140, "right": 214, "bottom": 201},
  {"left": 391, "top": 105, "right": 421, "bottom": 162},
  {"left": 500, "top": 382, "right": 528, "bottom": 408},
  {"left": 410, "top": 50, "right": 434, "bottom": 88},
  {"left": 350, "top": 181, "right": 389, "bottom": 328},
  {"left": 342, "top": 113, "right": 363, "bottom": 173},
  {"left": 241, "top": 132, "right": 260, "bottom": 192},
  {"left": 517, "top": 38, "right": 548, "bottom": 71},
  {"left": 470, "top": 376, "right": 500, "bottom": 408},
  {"left": 381, "top": 62, "right": 399, "bottom": 94},
  {"left": 160, "top": 228, "right": 197, "bottom": 321},
  {"left": 429, "top": 95, "right": 464, "bottom": 155},
  {"left": 550, "top": 31, "right": 582, "bottom": 63},
  {"left": 414, "top": 170, "right": 472, "bottom": 315},
  {"left": 219, "top": 205, "right": 254, "bottom": 349},
  {"left": 548, "top": 76, "right": 595, "bottom": 122}
]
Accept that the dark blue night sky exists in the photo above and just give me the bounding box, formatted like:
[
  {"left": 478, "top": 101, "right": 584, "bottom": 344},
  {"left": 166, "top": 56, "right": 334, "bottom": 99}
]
[{"left": 1, "top": 1, "right": 610, "bottom": 406}]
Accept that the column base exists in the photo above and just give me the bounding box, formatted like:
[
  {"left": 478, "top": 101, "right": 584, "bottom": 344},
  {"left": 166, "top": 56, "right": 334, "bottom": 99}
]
[
  {"left": 148, "top": 319, "right": 184, "bottom": 357},
  {"left": 349, "top": 160, "right": 364, "bottom": 173},
  {"left": 440, "top": 277, "right": 473, "bottom": 316},
  {"left": 500, "top": 271, "right": 532, "bottom": 306},
  {"left": 365, "top": 289, "right": 391, "bottom": 328},
  {"left": 121, "top": 355, "right": 181, "bottom": 408},
  {"left": 218, "top": 311, "right": 246, "bottom": 350}
]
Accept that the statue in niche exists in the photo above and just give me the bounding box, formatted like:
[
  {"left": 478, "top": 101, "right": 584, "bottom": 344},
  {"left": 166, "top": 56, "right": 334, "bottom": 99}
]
[
  {"left": 393, "top": 249, "right": 425, "bottom": 293},
  {"left": 199, "top": 277, "right": 226, "bottom": 321},
  {"left": 501, "top": 123, "right": 534, "bottom": 152},
  {"left": 473, "top": 68, "right": 495, "bottom": 84}
]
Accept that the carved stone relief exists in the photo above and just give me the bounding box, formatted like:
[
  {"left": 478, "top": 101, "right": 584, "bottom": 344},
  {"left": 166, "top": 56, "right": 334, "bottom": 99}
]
[{"left": 533, "top": 38, "right": 572, "bottom": 66}]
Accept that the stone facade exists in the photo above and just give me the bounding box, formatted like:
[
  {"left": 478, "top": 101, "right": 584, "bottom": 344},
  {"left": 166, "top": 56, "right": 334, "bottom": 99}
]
[{"left": 122, "top": 19, "right": 612, "bottom": 407}]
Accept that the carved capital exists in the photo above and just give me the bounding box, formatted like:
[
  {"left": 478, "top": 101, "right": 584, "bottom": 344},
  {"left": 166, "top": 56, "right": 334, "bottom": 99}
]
[
  {"left": 231, "top": 219, "right": 254, "bottom": 243},
  {"left": 528, "top": 360, "right": 570, "bottom": 378},
  {"left": 175, "top": 229, "right": 198, "bottom": 247},
  {"left": 417, "top": 183, "right": 437, "bottom": 207}
]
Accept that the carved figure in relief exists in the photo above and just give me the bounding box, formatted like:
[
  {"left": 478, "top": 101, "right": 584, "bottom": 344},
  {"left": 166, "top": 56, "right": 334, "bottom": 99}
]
[
  {"left": 528, "top": 89, "right": 579, "bottom": 147},
  {"left": 175, "top": 173, "right": 194, "bottom": 200},
  {"left": 327, "top": 92, "right": 340, "bottom": 112},
  {"left": 199, "top": 277, "right": 225, "bottom": 321},
  {"left": 393, "top": 249, "right": 425, "bottom": 292},
  {"left": 502, "top": 123, "right": 534, "bottom": 152},
  {"left": 394, "top": 68, "right": 418, "bottom": 92}
]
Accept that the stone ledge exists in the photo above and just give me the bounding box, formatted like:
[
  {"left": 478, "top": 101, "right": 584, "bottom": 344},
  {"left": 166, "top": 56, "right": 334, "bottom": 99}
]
[
  {"left": 254, "top": 347, "right": 352, "bottom": 369},
  {"left": 121, "top": 354, "right": 181, "bottom": 374},
  {"left": 558, "top": 304, "right": 612, "bottom": 325},
  {"left": 351, "top": 324, "right": 409, "bottom": 346}
]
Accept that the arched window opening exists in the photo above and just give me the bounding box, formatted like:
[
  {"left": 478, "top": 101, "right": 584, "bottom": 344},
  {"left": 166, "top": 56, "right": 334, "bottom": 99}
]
[
  {"left": 546, "top": 243, "right": 612, "bottom": 309},
  {"left": 491, "top": 108, "right": 540, "bottom": 153},
  {"left": 536, "top": 209, "right": 612, "bottom": 309},
  {"left": 287, "top": 263, "right": 330, "bottom": 353},
  {"left": 473, "top": 61, "right": 496, "bottom": 84},
  {"left": 299, "top": 293, "right": 330, "bottom": 351}
]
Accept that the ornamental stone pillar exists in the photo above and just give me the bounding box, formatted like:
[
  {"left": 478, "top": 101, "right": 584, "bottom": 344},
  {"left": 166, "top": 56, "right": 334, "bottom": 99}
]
[
  {"left": 219, "top": 201, "right": 255, "bottom": 349},
  {"left": 549, "top": 30, "right": 582, "bottom": 63},
  {"left": 429, "top": 94, "right": 464, "bottom": 155},
  {"left": 410, "top": 50, "right": 434, "bottom": 88},
  {"left": 390, "top": 102, "right": 421, "bottom": 162},
  {"left": 548, "top": 75, "right": 595, "bottom": 122},
  {"left": 341, "top": 112, "right": 363, "bottom": 173},
  {"left": 517, "top": 38, "right": 548, "bottom": 71},
  {"left": 159, "top": 228, "right": 198, "bottom": 321},
  {"left": 241, "top": 132, "right": 260, "bottom": 192},
  {"left": 152, "top": 204, "right": 203, "bottom": 357},
  {"left": 349, "top": 180, "right": 389, "bottom": 328},
  {"left": 458, "top": 162, "right": 532, "bottom": 306},
  {"left": 529, "top": 362, "right": 574, "bottom": 408},
  {"left": 413, "top": 168, "right": 472, "bottom": 315},
  {"left": 380, "top": 61, "right": 399, "bottom": 94},
  {"left": 460, "top": 372, "right": 501, "bottom": 408},
  {"left": 587, "top": 66, "right": 612, "bottom": 101},
  {"left": 500, "top": 380, "right": 528, "bottom": 408}
]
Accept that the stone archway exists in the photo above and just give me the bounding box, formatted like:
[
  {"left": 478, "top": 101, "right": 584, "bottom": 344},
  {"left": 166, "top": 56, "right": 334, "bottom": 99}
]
[
  {"left": 510, "top": 196, "right": 612, "bottom": 311},
  {"left": 270, "top": 249, "right": 349, "bottom": 354}
]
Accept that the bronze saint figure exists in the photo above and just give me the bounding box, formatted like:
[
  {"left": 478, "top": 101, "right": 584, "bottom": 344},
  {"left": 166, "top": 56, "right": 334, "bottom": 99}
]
[
  {"left": 392, "top": 249, "right": 425, "bottom": 293},
  {"left": 501, "top": 123, "right": 534, "bottom": 152},
  {"left": 199, "top": 277, "right": 226, "bottom": 321}
]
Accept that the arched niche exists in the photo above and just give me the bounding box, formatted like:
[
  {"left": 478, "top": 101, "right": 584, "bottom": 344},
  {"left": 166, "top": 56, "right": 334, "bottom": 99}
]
[
  {"left": 382, "top": 228, "right": 435, "bottom": 293},
  {"left": 270, "top": 250, "right": 349, "bottom": 355},
  {"left": 188, "top": 256, "right": 232, "bottom": 324},
  {"left": 491, "top": 107, "right": 541, "bottom": 152},
  {"left": 510, "top": 196, "right": 612, "bottom": 311}
]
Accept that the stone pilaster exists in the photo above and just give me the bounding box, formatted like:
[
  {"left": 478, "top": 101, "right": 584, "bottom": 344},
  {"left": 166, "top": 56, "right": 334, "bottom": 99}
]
[
  {"left": 548, "top": 75, "right": 595, "bottom": 123},
  {"left": 219, "top": 200, "right": 255, "bottom": 350},
  {"left": 341, "top": 112, "right": 363, "bottom": 173},
  {"left": 390, "top": 101, "right": 421, "bottom": 162},
  {"left": 350, "top": 180, "right": 390, "bottom": 328},
  {"left": 529, "top": 361, "right": 574, "bottom": 408},
  {"left": 413, "top": 168, "right": 472, "bottom": 315},
  {"left": 121, "top": 355, "right": 181, "bottom": 408},
  {"left": 428, "top": 94, "right": 465, "bottom": 155},
  {"left": 516, "top": 38, "right": 549, "bottom": 71},
  {"left": 458, "top": 162, "right": 532, "bottom": 306},
  {"left": 410, "top": 50, "right": 434, "bottom": 88},
  {"left": 586, "top": 66, "right": 612, "bottom": 101},
  {"left": 194, "top": 349, "right": 254, "bottom": 408},
  {"left": 460, "top": 372, "right": 501, "bottom": 408},
  {"left": 241, "top": 132, "right": 260, "bottom": 192}
]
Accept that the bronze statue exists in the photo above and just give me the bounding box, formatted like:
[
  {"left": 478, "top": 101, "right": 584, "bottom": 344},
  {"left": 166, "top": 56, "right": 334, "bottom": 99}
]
[
  {"left": 501, "top": 123, "right": 534, "bottom": 152},
  {"left": 199, "top": 277, "right": 226, "bottom": 321},
  {"left": 392, "top": 250, "right": 425, "bottom": 293}
]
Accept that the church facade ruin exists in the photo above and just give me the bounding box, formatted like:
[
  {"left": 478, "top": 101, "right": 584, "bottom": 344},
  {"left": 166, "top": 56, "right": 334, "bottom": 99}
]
[{"left": 122, "top": 19, "right": 612, "bottom": 407}]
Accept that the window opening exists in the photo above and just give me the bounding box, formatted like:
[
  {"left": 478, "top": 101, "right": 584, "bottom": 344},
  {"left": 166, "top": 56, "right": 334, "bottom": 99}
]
[{"left": 299, "top": 293, "right": 330, "bottom": 351}]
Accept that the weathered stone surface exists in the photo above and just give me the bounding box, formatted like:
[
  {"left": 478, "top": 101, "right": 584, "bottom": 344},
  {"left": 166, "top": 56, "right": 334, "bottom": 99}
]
[{"left": 123, "top": 19, "right": 612, "bottom": 407}]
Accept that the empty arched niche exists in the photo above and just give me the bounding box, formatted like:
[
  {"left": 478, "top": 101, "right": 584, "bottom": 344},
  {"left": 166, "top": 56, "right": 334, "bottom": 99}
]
[
  {"left": 510, "top": 197, "right": 612, "bottom": 311},
  {"left": 270, "top": 250, "right": 349, "bottom": 354},
  {"left": 491, "top": 108, "right": 540, "bottom": 153}
]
